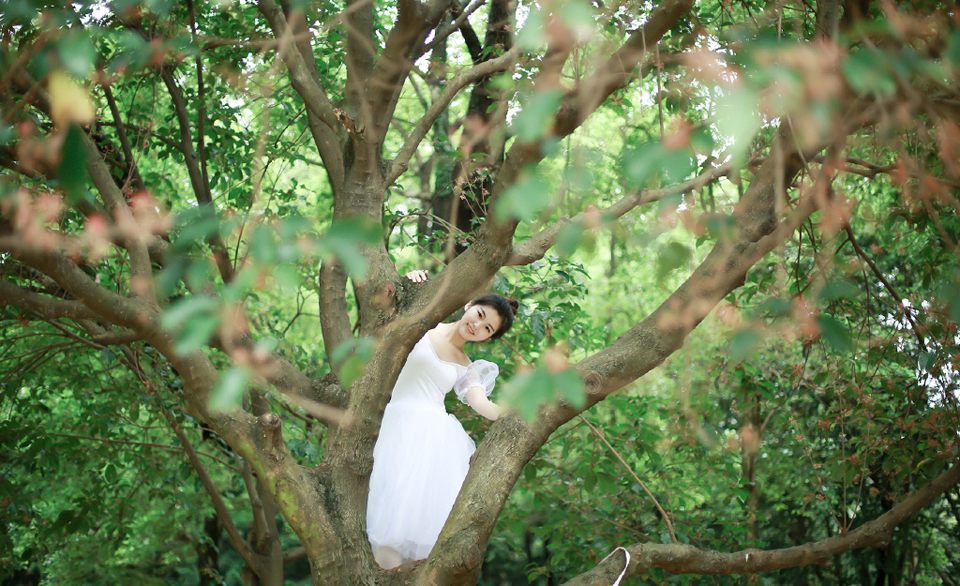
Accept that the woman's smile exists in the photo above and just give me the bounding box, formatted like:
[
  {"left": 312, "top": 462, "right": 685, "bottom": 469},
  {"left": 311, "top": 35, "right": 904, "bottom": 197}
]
[{"left": 457, "top": 304, "right": 502, "bottom": 342}]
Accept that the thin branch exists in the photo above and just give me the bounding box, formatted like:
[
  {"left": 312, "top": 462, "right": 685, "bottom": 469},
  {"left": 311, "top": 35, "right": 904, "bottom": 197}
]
[
  {"left": 0, "top": 279, "right": 98, "bottom": 321},
  {"left": 78, "top": 130, "right": 155, "bottom": 300},
  {"left": 386, "top": 45, "right": 522, "bottom": 185},
  {"left": 430, "top": 0, "right": 488, "bottom": 59},
  {"left": 283, "top": 546, "right": 307, "bottom": 563},
  {"left": 257, "top": 0, "right": 343, "bottom": 133},
  {"left": 257, "top": 0, "right": 345, "bottom": 195},
  {"left": 44, "top": 318, "right": 143, "bottom": 348},
  {"left": 844, "top": 225, "right": 928, "bottom": 351},
  {"left": 555, "top": 0, "right": 695, "bottom": 138},
  {"left": 159, "top": 66, "right": 235, "bottom": 284},
  {"left": 102, "top": 83, "right": 144, "bottom": 192},
  {"left": 508, "top": 162, "right": 735, "bottom": 265},
  {"left": 198, "top": 31, "right": 314, "bottom": 50},
  {"left": 162, "top": 403, "right": 266, "bottom": 574},
  {"left": 578, "top": 415, "right": 678, "bottom": 544},
  {"left": 480, "top": 0, "right": 695, "bottom": 248},
  {"left": 2, "top": 237, "right": 155, "bottom": 332},
  {"left": 47, "top": 432, "right": 239, "bottom": 472}
]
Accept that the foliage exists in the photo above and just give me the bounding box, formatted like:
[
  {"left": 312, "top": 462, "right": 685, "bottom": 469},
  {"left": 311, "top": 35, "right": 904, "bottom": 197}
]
[{"left": 1, "top": 0, "right": 959, "bottom": 585}]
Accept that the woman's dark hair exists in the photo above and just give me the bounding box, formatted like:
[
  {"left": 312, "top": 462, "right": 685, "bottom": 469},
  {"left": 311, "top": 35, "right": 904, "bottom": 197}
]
[{"left": 470, "top": 293, "right": 519, "bottom": 340}]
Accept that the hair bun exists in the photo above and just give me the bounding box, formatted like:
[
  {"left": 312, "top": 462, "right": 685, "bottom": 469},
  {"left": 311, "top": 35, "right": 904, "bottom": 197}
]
[{"left": 507, "top": 298, "right": 519, "bottom": 314}]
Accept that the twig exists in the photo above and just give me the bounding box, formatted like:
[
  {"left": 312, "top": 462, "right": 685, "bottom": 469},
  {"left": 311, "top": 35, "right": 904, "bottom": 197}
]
[
  {"left": 47, "top": 432, "right": 239, "bottom": 472},
  {"left": 578, "top": 415, "right": 678, "bottom": 544}
]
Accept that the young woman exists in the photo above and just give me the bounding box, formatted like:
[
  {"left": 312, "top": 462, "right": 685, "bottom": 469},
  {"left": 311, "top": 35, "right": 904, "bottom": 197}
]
[{"left": 366, "top": 271, "right": 518, "bottom": 569}]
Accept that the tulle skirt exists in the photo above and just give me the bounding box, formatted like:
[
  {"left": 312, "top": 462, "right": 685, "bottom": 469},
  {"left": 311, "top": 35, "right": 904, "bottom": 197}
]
[{"left": 366, "top": 399, "right": 477, "bottom": 560}]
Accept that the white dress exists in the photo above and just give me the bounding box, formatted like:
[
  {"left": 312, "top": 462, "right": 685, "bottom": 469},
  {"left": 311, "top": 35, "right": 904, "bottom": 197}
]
[{"left": 366, "top": 334, "right": 498, "bottom": 561}]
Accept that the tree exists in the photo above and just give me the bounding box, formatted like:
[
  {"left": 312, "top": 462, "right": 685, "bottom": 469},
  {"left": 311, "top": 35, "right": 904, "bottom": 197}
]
[{"left": 2, "top": 0, "right": 959, "bottom": 585}]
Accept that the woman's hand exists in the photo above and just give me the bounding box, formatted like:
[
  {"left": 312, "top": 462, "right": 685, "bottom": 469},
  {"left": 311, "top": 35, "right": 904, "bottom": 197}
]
[{"left": 405, "top": 269, "right": 428, "bottom": 283}]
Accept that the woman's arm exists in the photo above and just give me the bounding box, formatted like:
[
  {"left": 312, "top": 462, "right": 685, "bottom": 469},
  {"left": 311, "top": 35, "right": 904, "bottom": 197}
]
[{"left": 463, "top": 386, "right": 500, "bottom": 420}]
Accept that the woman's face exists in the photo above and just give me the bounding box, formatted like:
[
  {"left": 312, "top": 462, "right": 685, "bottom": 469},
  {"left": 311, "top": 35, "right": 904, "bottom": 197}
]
[{"left": 457, "top": 303, "right": 503, "bottom": 343}]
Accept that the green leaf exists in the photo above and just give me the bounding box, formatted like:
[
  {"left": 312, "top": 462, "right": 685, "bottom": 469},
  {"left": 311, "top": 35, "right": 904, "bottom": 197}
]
[
  {"left": 530, "top": 313, "right": 547, "bottom": 339},
  {"left": 556, "top": 369, "right": 586, "bottom": 409},
  {"left": 56, "top": 125, "right": 90, "bottom": 205},
  {"left": 655, "top": 242, "right": 691, "bottom": 282},
  {"left": 660, "top": 148, "right": 695, "bottom": 184},
  {"left": 816, "top": 315, "right": 854, "bottom": 353},
  {"left": 729, "top": 329, "right": 762, "bottom": 363},
  {"left": 0, "top": 0, "right": 38, "bottom": 26},
  {"left": 502, "top": 369, "right": 552, "bottom": 422},
  {"left": 160, "top": 296, "right": 219, "bottom": 331},
  {"left": 524, "top": 463, "right": 537, "bottom": 482},
  {"left": 108, "top": 30, "right": 152, "bottom": 71},
  {"left": 329, "top": 338, "right": 359, "bottom": 366},
  {"left": 156, "top": 257, "right": 187, "bottom": 297},
  {"left": 248, "top": 223, "right": 276, "bottom": 264},
  {"left": 702, "top": 213, "right": 738, "bottom": 240},
  {"left": 512, "top": 89, "right": 562, "bottom": 143},
  {"left": 58, "top": 30, "right": 97, "bottom": 79},
  {"left": 173, "top": 207, "right": 220, "bottom": 250},
  {"left": 755, "top": 297, "right": 792, "bottom": 317},
  {"left": 622, "top": 142, "right": 661, "bottom": 187},
  {"left": 623, "top": 141, "right": 694, "bottom": 186},
  {"left": 946, "top": 282, "right": 960, "bottom": 324},
  {"left": 173, "top": 313, "right": 220, "bottom": 355},
  {"left": 332, "top": 337, "right": 375, "bottom": 388},
  {"left": 221, "top": 266, "right": 258, "bottom": 305},
  {"left": 714, "top": 87, "right": 761, "bottom": 164},
  {"left": 494, "top": 172, "right": 551, "bottom": 222},
  {"left": 555, "top": 222, "right": 585, "bottom": 258},
  {"left": 209, "top": 366, "right": 250, "bottom": 412},
  {"left": 947, "top": 28, "right": 960, "bottom": 68},
  {"left": 160, "top": 296, "right": 220, "bottom": 354},
  {"left": 516, "top": 8, "right": 547, "bottom": 50},
  {"left": 820, "top": 278, "right": 860, "bottom": 301},
  {"left": 319, "top": 217, "right": 381, "bottom": 279},
  {"left": 843, "top": 50, "right": 896, "bottom": 96},
  {"left": 0, "top": 122, "right": 14, "bottom": 146},
  {"left": 557, "top": 1, "right": 596, "bottom": 40}
]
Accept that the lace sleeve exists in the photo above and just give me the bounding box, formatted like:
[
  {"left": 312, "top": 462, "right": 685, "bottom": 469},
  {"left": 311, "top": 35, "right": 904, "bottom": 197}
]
[{"left": 454, "top": 360, "right": 499, "bottom": 403}]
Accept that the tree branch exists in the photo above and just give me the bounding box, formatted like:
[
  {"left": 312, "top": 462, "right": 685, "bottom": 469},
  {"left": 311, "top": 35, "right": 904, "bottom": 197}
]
[
  {"left": 102, "top": 83, "right": 144, "bottom": 192},
  {"left": 47, "top": 432, "right": 239, "bottom": 472},
  {"left": 844, "top": 225, "right": 929, "bottom": 351},
  {"left": 453, "top": 1, "right": 485, "bottom": 64},
  {"left": 482, "top": 0, "right": 694, "bottom": 248},
  {"left": 555, "top": 0, "right": 695, "bottom": 137},
  {"left": 162, "top": 402, "right": 266, "bottom": 575},
  {"left": 0, "top": 279, "right": 98, "bottom": 320},
  {"left": 76, "top": 130, "right": 155, "bottom": 300},
  {"left": 158, "top": 66, "right": 235, "bottom": 284},
  {"left": 385, "top": 45, "right": 522, "bottom": 185},
  {"left": 3, "top": 242, "right": 154, "bottom": 331},
  {"left": 425, "top": 0, "right": 486, "bottom": 59},
  {"left": 563, "top": 460, "right": 960, "bottom": 584},
  {"left": 258, "top": 0, "right": 342, "bottom": 136},
  {"left": 507, "top": 162, "right": 736, "bottom": 265},
  {"left": 260, "top": 0, "right": 346, "bottom": 197}
]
